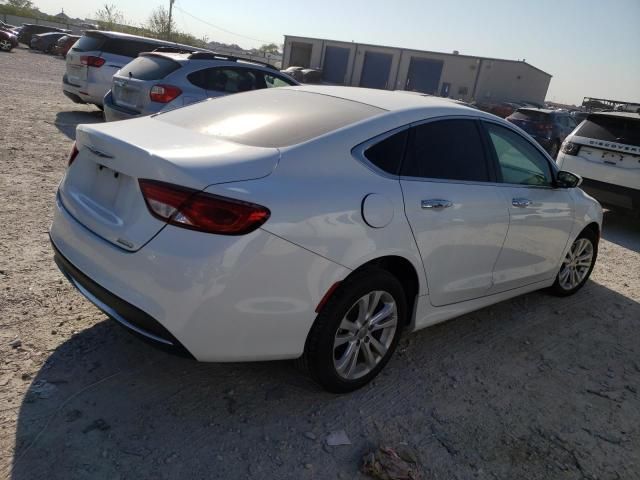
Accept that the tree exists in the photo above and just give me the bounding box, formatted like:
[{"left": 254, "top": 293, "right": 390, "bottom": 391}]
[
  {"left": 6, "top": 0, "right": 34, "bottom": 8},
  {"left": 95, "top": 4, "right": 123, "bottom": 29},
  {"left": 147, "top": 6, "right": 175, "bottom": 40},
  {"left": 258, "top": 43, "right": 280, "bottom": 55}
]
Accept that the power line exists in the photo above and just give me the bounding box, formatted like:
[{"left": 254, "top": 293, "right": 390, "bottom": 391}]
[{"left": 173, "top": 5, "right": 275, "bottom": 44}]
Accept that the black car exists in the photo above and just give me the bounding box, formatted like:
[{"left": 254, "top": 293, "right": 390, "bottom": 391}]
[
  {"left": 506, "top": 108, "right": 578, "bottom": 158},
  {"left": 18, "top": 24, "right": 68, "bottom": 46},
  {"left": 30, "top": 32, "right": 67, "bottom": 53}
]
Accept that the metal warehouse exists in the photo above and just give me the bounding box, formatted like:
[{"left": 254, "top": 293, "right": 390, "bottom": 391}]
[{"left": 283, "top": 35, "right": 552, "bottom": 105}]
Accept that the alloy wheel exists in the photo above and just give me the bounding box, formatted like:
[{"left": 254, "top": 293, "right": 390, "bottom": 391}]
[
  {"left": 0, "top": 40, "right": 12, "bottom": 51},
  {"left": 333, "top": 290, "right": 398, "bottom": 380},
  {"left": 558, "top": 238, "right": 594, "bottom": 290}
]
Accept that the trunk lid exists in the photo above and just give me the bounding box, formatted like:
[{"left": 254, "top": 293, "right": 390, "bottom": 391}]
[{"left": 58, "top": 117, "right": 280, "bottom": 251}]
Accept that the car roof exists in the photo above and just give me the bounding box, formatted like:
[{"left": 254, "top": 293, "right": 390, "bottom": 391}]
[
  {"left": 288, "top": 85, "right": 479, "bottom": 113},
  {"left": 144, "top": 51, "right": 279, "bottom": 70},
  {"left": 83, "top": 30, "right": 208, "bottom": 51},
  {"left": 516, "top": 107, "right": 555, "bottom": 114},
  {"left": 588, "top": 111, "right": 640, "bottom": 120}
]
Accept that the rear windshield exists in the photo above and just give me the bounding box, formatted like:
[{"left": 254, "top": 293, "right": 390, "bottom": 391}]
[
  {"left": 576, "top": 115, "right": 640, "bottom": 147},
  {"left": 511, "top": 110, "right": 549, "bottom": 121},
  {"left": 155, "top": 89, "right": 384, "bottom": 148},
  {"left": 71, "top": 33, "right": 104, "bottom": 52},
  {"left": 120, "top": 55, "right": 180, "bottom": 80}
]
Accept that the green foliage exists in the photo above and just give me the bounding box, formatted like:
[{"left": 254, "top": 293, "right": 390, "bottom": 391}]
[{"left": 258, "top": 43, "right": 280, "bottom": 54}]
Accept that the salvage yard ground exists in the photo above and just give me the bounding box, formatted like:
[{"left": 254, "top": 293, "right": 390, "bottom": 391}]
[{"left": 1, "top": 46, "right": 640, "bottom": 480}]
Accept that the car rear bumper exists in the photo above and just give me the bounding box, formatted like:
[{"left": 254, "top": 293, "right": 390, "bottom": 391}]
[
  {"left": 103, "top": 91, "right": 140, "bottom": 122},
  {"left": 50, "top": 193, "right": 348, "bottom": 362},
  {"left": 580, "top": 178, "right": 639, "bottom": 211}
]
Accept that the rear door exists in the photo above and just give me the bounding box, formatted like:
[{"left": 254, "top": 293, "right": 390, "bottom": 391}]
[
  {"left": 400, "top": 118, "right": 510, "bottom": 306},
  {"left": 482, "top": 121, "right": 574, "bottom": 292}
]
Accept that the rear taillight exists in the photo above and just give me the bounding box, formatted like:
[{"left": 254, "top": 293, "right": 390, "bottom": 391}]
[
  {"left": 80, "top": 55, "right": 105, "bottom": 67},
  {"left": 68, "top": 141, "right": 79, "bottom": 166},
  {"left": 561, "top": 142, "right": 580, "bottom": 156},
  {"left": 138, "top": 180, "right": 270, "bottom": 235},
  {"left": 149, "top": 84, "right": 182, "bottom": 103}
]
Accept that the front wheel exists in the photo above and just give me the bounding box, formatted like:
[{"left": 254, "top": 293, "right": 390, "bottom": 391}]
[
  {"left": 300, "top": 269, "right": 406, "bottom": 393},
  {"left": 0, "top": 40, "right": 13, "bottom": 52},
  {"left": 548, "top": 229, "right": 598, "bottom": 296}
]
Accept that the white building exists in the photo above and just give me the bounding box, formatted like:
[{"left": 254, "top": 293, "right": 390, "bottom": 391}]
[{"left": 283, "top": 35, "right": 552, "bottom": 105}]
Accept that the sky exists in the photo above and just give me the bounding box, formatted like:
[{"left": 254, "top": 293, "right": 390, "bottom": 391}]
[{"left": 25, "top": 0, "right": 640, "bottom": 105}]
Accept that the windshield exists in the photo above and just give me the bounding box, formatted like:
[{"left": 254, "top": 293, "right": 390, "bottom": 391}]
[
  {"left": 155, "top": 88, "right": 384, "bottom": 148},
  {"left": 576, "top": 115, "right": 640, "bottom": 147}
]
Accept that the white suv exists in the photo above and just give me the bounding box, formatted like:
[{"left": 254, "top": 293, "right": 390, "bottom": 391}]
[{"left": 556, "top": 112, "right": 640, "bottom": 215}]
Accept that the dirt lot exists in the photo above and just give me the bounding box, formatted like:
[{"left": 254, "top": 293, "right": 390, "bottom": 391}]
[{"left": 1, "top": 46, "right": 640, "bottom": 480}]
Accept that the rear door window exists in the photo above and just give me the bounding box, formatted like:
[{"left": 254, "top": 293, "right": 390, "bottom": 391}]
[
  {"left": 120, "top": 55, "right": 180, "bottom": 80},
  {"left": 401, "top": 119, "right": 490, "bottom": 182},
  {"left": 364, "top": 130, "right": 408, "bottom": 175},
  {"left": 262, "top": 72, "right": 297, "bottom": 88},
  {"left": 190, "top": 67, "right": 259, "bottom": 93},
  {"left": 575, "top": 115, "right": 640, "bottom": 147}
]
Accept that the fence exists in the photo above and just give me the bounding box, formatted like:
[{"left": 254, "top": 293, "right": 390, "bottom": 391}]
[{"left": 2, "top": 14, "right": 84, "bottom": 34}]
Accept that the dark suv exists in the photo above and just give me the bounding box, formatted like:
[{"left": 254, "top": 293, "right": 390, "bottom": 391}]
[
  {"left": 18, "top": 24, "right": 69, "bottom": 46},
  {"left": 506, "top": 108, "right": 578, "bottom": 158}
]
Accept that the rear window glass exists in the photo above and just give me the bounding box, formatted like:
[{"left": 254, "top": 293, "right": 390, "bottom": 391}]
[
  {"left": 155, "top": 89, "right": 384, "bottom": 148},
  {"left": 120, "top": 55, "right": 180, "bottom": 80},
  {"left": 72, "top": 34, "right": 104, "bottom": 52},
  {"left": 102, "top": 38, "right": 161, "bottom": 58},
  {"left": 511, "top": 110, "right": 549, "bottom": 121},
  {"left": 576, "top": 115, "right": 640, "bottom": 147}
]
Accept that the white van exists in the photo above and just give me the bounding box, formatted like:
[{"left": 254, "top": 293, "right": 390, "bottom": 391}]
[{"left": 62, "top": 30, "right": 204, "bottom": 108}]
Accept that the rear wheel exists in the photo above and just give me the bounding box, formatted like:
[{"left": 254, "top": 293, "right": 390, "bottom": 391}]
[
  {"left": 300, "top": 269, "right": 406, "bottom": 393},
  {"left": 0, "top": 40, "right": 13, "bottom": 52},
  {"left": 548, "top": 229, "right": 598, "bottom": 296}
]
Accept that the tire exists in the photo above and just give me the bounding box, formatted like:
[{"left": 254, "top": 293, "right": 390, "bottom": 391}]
[
  {"left": 548, "top": 140, "right": 560, "bottom": 159},
  {"left": 0, "top": 40, "right": 13, "bottom": 52},
  {"left": 548, "top": 228, "right": 598, "bottom": 296},
  {"left": 300, "top": 268, "right": 407, "bottom": 393}
]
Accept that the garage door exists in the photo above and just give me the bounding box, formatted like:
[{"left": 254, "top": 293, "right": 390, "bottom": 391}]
[
  {"left": 406, "top": 57, "right": 444, "bottom": 94},
  {"left": 359, "top": 52, "right": 392, "bottom": 89},
  {"left": 322, "top": 46, "right": 350, "bottom": 84},
  {"left": 289, "top": 42, "right": 312, "bottom": 68}
]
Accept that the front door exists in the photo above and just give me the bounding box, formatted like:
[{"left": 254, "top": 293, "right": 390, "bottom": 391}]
[
  {"left": 482, "top": 122, "right": 574, "bottom": 292},
  {"left": 400, "top": 119, "right": 510, "bottom": 306}
]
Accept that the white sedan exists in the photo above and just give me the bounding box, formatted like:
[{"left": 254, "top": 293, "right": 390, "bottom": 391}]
[{"left": 50, "top": 86, "right": 602, "bottom": 392}]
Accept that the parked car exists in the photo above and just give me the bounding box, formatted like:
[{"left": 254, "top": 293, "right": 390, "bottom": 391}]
[
  {"left": 570, "top": 111, "right": 589, "bottom": 124},
  {"left": 62, "top": 30, "right": 209, "bottom": 109},
  {"left": 18, "top": 24, "right": 68, "bottom": 46},
  {"left": 476, "top": 101, "right": 519, "bottom": 118},
  {"left": 0, "top": 29, "right": 19, "bottom": 52},
  {"left": 30, "top": 31, "right": 67, "bottom": 53},
  {"left": 281, "top": 65, "right": 304, "bottom": 82},
  {"left": 50, "top": 86, "right": 602, "bottom": 392},
  {"left": 506, "top": 108, "right": 578, "bottom": 158},
  {"left": 52, "top": 34, "right": 80, "bottom": 57},
  {"left": 103, "top": 51, "right": 299, "bottom": 121},
  {"left": 556, "top": 112, "right": 640, "bottom": 215}
]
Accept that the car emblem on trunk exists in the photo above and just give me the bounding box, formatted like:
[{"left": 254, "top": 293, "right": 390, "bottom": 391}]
[{"left": 86, "top": 145, "right": 113, "bottom": 158}]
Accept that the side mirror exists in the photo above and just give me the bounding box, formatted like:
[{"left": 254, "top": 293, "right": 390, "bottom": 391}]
[{"left": 556, "top": 170, "right": 582, "bottom": 188}]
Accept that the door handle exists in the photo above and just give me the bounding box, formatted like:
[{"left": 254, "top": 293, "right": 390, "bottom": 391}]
[
  {"left": 421, "top": 199, "right": 452, "bottom": 210},
  {"left": 512, "top": 198, "right": 532, "bottom": 208}
]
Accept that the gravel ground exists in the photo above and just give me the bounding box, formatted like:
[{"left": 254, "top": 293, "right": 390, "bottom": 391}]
[{"left": 1, "top": 47, "right": 640, "bottom": 480}]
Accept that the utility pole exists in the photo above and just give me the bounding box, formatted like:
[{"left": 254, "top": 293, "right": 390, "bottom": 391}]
[{"left": 167, "top": 0, "right": 174, "bottom": 41}]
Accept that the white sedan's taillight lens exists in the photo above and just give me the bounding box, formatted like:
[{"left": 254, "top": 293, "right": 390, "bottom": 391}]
[
  {"left": 139, "top": 180, "right": 270, "bottom": 235},
  {"left": 68, "top": 141, "right": 79, "bottom": 166}
]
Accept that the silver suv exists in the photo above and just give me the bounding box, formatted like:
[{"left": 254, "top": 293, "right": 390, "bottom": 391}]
[
  {"left": 103, "top": 50, "right": 300, "bottom": 122},
  {"left": 63, "top": 31, "right": 206, "bottom": 108}
]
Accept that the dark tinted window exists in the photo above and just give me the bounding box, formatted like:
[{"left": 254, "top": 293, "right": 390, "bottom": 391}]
[
  {"left": 402, "top": 120, "right": 489, "bottom": 182},
  {"left": 511, "top": 110, "right": 549, "bottom": 121},
  {"left": 189, "top": 67, "right": 259, "bottom": 93},
  {"left": 576, "top": 115, "right": 640, "bottom": 147},
  {"left": 120, "top": 55, "right": 180, "bottom": 80},
  {"left": 103, "top": 38, "right": 160, "bottom": 58},
  {"left": 485, "top": 123, "right": 553, "bottom": 186},
  {"left": 262, "top": 71, "right": 297, "bottom": 88},
  {"left": 71, "top": 33, "right": 105, "bottom": 52},
  {"left": 364, "top": 130, "right": 408, "bottom": 175}
]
